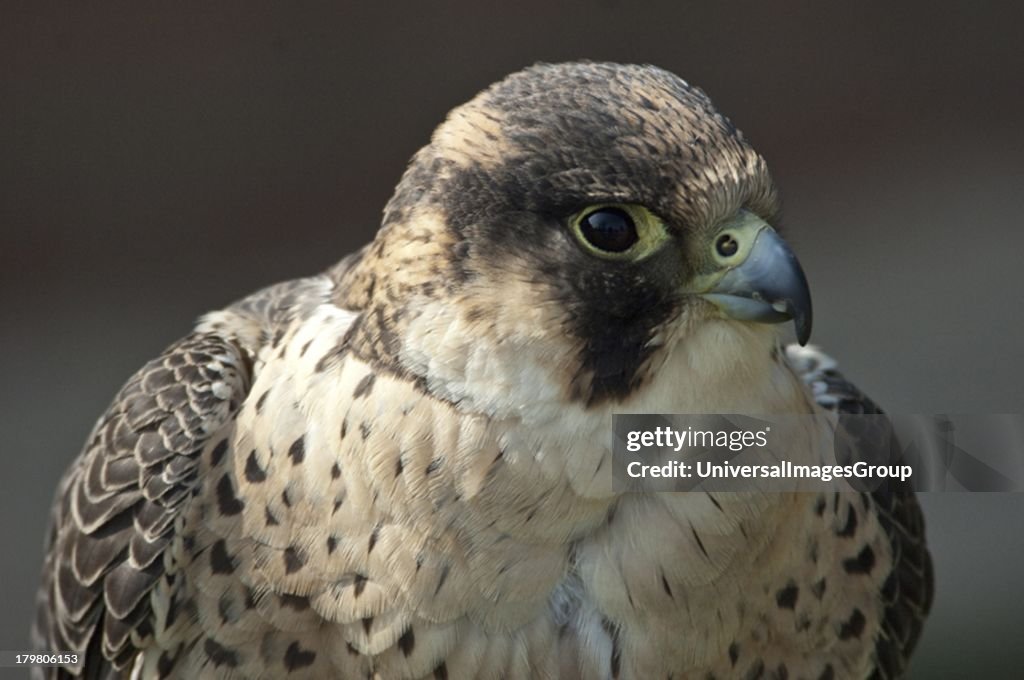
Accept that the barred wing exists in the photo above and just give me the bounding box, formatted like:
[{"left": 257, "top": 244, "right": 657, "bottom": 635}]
[
  {"left": 787, "top": 345, "right": 934, "bottom": 679},
  {"left": 32, "top": 333, "right": 252, "bottom": 678}
]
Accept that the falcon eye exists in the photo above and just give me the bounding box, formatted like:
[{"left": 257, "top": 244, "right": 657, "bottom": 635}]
[
  {"left": 579, "top": 208, "right": 637, "bottom": 253},
  {"left": 569, "top": 203, "right": 669, "bottom": 261}
]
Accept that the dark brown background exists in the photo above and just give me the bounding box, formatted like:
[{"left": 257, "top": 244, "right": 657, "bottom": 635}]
[{"left": 2, "top": 1, "right": 1022, "bottom": 676}]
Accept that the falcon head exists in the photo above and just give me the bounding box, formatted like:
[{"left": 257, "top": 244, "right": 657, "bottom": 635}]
[{"left": 339, "top": 62, "right": 812, "bottom": 408}]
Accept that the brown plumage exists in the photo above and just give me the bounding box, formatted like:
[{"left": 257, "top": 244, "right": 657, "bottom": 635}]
[{"left": 33, "top": 62, "right": 931, "bottom": 679}]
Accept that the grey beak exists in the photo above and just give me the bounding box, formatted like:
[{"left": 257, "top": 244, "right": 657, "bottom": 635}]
[{"left": 701, "top": 226, "right": 813, "bottom": 345}]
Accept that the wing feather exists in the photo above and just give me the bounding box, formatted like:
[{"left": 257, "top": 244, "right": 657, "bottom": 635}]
[
  {"left": 32, "top": 333, "right": 252, "bottom": 679},
  {"left": 32, "top": 274, "right": 341, "bottom": 679},
  {"left": 786, "top": 344, "right": 934, "bottom": 679}
]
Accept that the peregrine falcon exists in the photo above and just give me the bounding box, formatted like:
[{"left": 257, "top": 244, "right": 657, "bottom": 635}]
[{"left": 33, "top": 62, "right": 932, "bottom": 679}]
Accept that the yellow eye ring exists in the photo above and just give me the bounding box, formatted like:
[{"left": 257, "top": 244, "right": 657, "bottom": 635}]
[{"left": 569, "top": 203, "right": 669, "bottom": 260}]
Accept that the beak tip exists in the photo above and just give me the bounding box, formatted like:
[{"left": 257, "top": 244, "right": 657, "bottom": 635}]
[{"left": 794, "top": 310, "right": 812, "bottom": 346}]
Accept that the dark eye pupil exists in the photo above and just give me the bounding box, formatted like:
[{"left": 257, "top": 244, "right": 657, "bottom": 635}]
[{"left": 579, "top": 208, "right": 638, "bottom": 253}]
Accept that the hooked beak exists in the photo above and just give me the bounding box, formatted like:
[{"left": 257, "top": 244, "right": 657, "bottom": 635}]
[{"left": 694, "top": 211, "right": 813, "bottom": 345}]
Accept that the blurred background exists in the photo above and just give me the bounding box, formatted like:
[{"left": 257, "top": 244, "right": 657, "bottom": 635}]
[{"left": 2, "top": 1, "right": 1022, "bottom": 676}]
